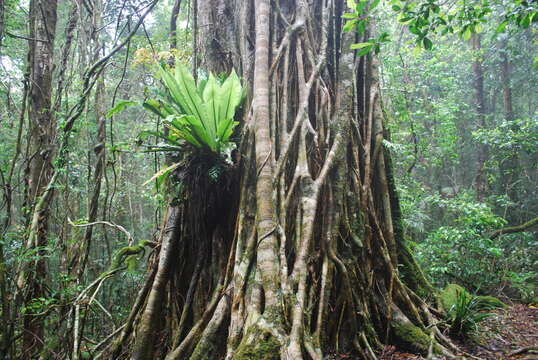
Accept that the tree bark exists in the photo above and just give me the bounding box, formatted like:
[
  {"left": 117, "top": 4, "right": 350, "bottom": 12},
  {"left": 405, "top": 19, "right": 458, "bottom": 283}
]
[
  {"left": 169, "top": 0, "right": 182, "bottom": 49},
  {"left": 20, "top": 0, "right": 58, "bottom": 357},
  {"left": 499, "top": 40, "right": 520, "bottom": 213},
  {"left": 126, "top": 1, "right": 451, "bottom": 359},
  {"left": 471, "top": 34, "right": 488, "bottom": 201}
]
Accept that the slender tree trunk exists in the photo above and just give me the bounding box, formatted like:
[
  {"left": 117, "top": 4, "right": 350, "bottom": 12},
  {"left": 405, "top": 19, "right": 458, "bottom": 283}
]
[
  {"left": 471, "top": 34, "right": 488, "bottom": 201},
  {"left": 500, "top": 41, "right": 519, "bottom": 214},
  {"left": 76, "top": 0, "right": 106, "bottom": 281},
  {"left": 0, "top": 0, "right": 4, "bottom": 50},
  {"left": 169, "top": 0, "right": 182, "bottom": 49},
  {"left": 19, "top": 0, "right": 58, "bottom": 358}
]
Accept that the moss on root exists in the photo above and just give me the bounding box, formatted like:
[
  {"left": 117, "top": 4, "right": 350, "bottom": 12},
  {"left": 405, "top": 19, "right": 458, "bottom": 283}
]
[
  {"left": 397, "top": 242, "right": 436, "bottom": 299},
  {"left": 440, "top": 284, "right": 506, "bottom": 311},
  {"left": 233, "top": 328, "right": 280, "bottom": 360},
  {"left": 189, "top": 342, "right": 216, "bottom": 360},
  {"left": 390, "top": 321, "right": 437, "bottom": 355},
  {"left": 440, "top": 284, "right": 467, "bottom": 311}
]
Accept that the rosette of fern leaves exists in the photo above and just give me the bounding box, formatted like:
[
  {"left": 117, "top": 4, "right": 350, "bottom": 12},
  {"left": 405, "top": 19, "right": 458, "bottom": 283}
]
[
  {"left": 447, "top": 290, "right": 496, "bottom": 338},
  {"left": 110, "top": 61, "right": 245, "bottom": 187},
  {"left": 142, "top": 63, "right": 244, "bottom": 154}
]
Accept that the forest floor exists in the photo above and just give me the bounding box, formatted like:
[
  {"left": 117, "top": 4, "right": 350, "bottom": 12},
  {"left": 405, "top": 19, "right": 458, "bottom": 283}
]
[
  {"left": 457, "top": 303, "right": 538, "bottom": 360},
  {"left": 335, "top": 304, "right": 538, "bottom": 360},
  {"left": 377, "top": 304, "right": 538, "bottom": 360}
]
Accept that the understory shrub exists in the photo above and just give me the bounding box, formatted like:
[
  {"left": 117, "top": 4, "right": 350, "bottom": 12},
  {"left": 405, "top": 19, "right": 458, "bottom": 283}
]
[{"left": 411, "top": 193, "right": 537, "bottom": 298}]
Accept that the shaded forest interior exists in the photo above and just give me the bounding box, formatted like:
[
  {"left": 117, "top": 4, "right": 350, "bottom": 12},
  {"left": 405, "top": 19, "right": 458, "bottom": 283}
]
[{"left": 0, "top": 0, "right": 537, "bottom": 359}]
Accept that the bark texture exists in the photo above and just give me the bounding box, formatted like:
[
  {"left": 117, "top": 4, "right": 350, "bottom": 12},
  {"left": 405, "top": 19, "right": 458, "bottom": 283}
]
[
  {"left": 19, "top": 0, "right": 58, "bottom": 358},
  {"left": 471, "top": 34, "right": 488, "bottom": 201},
  {"left": 118, "top": 1, "right": 450, "bottom": 359}
]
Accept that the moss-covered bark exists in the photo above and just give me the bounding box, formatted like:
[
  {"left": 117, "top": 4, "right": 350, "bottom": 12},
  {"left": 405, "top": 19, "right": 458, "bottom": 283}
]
[{"left": 233, "top": 327, "right": 280, "bottom": 360}]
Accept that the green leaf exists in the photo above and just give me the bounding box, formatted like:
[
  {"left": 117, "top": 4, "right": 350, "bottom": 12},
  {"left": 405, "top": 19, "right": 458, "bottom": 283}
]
[
  {"left": 218, "top": 70, "right": 242, "bottom": 122},
  {"left": 142, "top": 99, "right": 168, "bottom": 118},
  {"left": 423, "top": 37, "right": 433, "bottom": 50},
  {"left": 496, "top": 21, "right": 508, "bottom": 33},
  {"left": 143, "top": 162, "right": 181, "bottom": 186},
  {"left": 342, "top": 19, "right": 357, "bottom": 33},
  {"left": 463, "top": 27, "right": 472, "bottom": 41},
  {"left": 170, "top": 115, "right": 208, "bottom": 148},
  {"left": 356, "top": 20, "right": 367, "bottom": 34},
  {"left": 356, "top": 0, "right": 368, "bottom": 13},
  {"left": 173, "top": 64, "right": 206, "bottom": 125},
  {"left": 347, "top": 0, "right": 357, "bottom": 9},
  {"left": 357, "top": 46, "right": 373, "bottom": 56},
  {"left": 392, "top": 4, "right": 401, "bottom": 11},
  {"left": 370, "top": 0, "right": 381, "bottom": 11},
  {"left": 342, "top": 12, "right": 358, "bottom": 19},
  {"left": 202, "top": 73, "right": 220, "bottom": 145},
  {"left": 520, "top": 14, "right": 531, "bottom": 28},
  {"left": 409, "top": 25, "right": 422, "bottom": 36},
  {"left": 138, "top": 130, "right": 183, "bottom": 146},
  {"left": 107, "top": 100, "right": 137, "bottom": 118},
  {"left": 350, "top": 42, "right": 373, "bottom": 49}
]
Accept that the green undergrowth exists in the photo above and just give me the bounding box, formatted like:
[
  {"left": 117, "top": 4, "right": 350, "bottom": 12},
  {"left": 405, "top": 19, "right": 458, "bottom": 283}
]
[
  {"left": 439, "top": 284, "right": 507, "bottom": 312},
  {"left": 440, "top": 284, "right": 506, "bottom": 338}
]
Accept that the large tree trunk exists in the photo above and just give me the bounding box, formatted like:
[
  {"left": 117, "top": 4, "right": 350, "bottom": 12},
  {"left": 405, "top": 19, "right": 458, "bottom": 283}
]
[{"left": 120, "top": 1, "right": 452, "bottom": 359}]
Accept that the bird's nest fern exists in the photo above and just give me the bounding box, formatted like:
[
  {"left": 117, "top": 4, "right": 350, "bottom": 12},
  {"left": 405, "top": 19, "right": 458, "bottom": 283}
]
[{"left": 110, "top": 60, "right": 245, "bottom": 195}]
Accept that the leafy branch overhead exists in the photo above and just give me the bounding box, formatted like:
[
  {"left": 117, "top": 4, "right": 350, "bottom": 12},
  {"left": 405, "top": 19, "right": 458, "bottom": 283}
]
[{"left": 343, "top": 0, "right": 537, "bottom": 54}]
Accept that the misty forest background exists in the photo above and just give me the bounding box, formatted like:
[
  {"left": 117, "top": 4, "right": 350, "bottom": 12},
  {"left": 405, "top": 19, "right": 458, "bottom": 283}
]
[{"left": 0, "top": 0, "right": 537, "bottom": 359}]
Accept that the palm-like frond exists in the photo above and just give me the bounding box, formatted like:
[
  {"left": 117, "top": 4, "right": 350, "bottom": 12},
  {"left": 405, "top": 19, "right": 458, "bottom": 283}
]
[
  {"left": 109, "top": 61, "right": 244, "bottom": 187},
  {"left": 152, "top": 62, "right": 244, "bottom": 154}
]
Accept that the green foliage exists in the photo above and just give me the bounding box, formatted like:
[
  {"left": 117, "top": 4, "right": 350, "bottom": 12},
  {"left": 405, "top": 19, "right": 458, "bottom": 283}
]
[
  {"left": 443, "top": 286, "right": 495, "bottom": 338},
  {"left": 473, "top": 117, "right": 538, "bottom": 155},
  {"left": 415, "top": 194, "right": 505, "bottom": 289},
  {"left": 140, "top": 62, "right": 244, "bottom": 155},
  {"left": 496, "top": 0, "right": 538, "bottom": 32},
  {"left": 343, "top": 0, "right": 390, "bottom": 55},
  {"left": 414, "top": 193, "right": 537, "bottom": 295},
  {"left": 440, "top": 284, "right": 506, "bottom": 311},
  {"left": 111, "top": 62, "right": 245, "bottom": 187}
]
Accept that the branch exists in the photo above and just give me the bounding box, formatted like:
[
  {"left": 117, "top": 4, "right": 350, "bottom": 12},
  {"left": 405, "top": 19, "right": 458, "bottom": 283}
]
[
  {"left": 68, "top": 218, "right": 133, "bottom": 245},
  {"left": 489, "top": 216, "right": 538, "bottom": 239},
  {"left": 5, "top": 31, "right": 48, "bottom": 43}
]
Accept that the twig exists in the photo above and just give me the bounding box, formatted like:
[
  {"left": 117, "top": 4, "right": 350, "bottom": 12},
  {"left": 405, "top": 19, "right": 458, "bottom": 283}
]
[
  {"left": 68, "top": 218, "right": 133, "bottom": 245},
  {"left": 508, "top": 346, "right": 538, "bottom": 356},
  {"left": 5, "top": 31, "right": 48, "bottom": 43}
]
